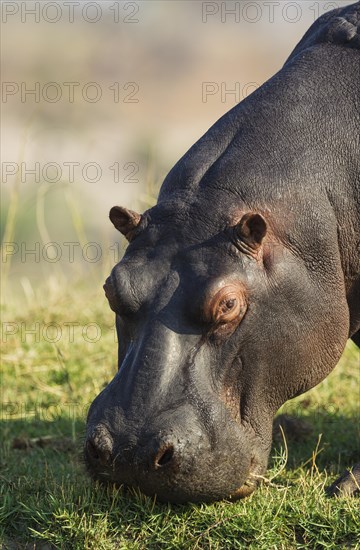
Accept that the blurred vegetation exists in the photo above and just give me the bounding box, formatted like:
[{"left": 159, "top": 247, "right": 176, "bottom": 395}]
[{"left": 1, "top": 139, "right": 167, "bottom": 309}]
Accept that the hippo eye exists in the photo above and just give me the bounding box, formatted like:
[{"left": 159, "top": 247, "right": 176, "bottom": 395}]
[
  {"left": 224, "top": 298, "right": 235, "bottom": 310},
  {"left": 217, "top": 297, "right": 236, "bottom": 318},
  {"left": 204, "top": 282, "right": 247, "bottom": 333},
  {"left": 214, "top": 293, "right": 242, "bottom": 323}
]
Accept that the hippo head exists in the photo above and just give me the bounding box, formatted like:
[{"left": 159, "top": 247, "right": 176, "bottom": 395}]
[{"left": 84, "top": 198, "right": 347, "bottom": 503}]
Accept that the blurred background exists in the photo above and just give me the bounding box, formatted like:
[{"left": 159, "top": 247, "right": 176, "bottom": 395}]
[{"left": 1, "top": 0, "right": 351, "bottom": 306}]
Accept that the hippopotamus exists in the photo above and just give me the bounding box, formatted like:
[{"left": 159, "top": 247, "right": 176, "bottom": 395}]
[{"left": 85, "top": 2, "right": 360, "bottom": 502}]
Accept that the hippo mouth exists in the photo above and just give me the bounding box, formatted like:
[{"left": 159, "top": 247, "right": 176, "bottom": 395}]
[
  {"left": 227, "top": 460, "right": 265, "bottom": 500},
  {"left": 84, "top": 421, "right": 268, "bottom": 503},
  {"left": 85, "top": 455, "right": 263, "bottom": 503}
]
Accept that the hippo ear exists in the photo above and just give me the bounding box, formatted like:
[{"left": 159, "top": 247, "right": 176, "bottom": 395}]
[
  {"left": 109, "top": 206, "right": 142, "bottom": 241},
  {"left": 235, "top": 213, "right": 267, "bottom": 251}
]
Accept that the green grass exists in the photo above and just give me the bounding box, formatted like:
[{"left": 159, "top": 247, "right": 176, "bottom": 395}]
[{"left": 1, "top": 283, "right": 359, "bottom": 549}]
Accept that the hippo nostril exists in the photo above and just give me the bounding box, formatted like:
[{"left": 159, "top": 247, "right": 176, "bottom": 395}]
[
  {"left": 86, "top": 439, "right": 100, "bottom": 461},
  {"left": 155, "top": 445, "right": 175, "bottom": 468},
  {"left": 86, "top": 431, "right": 113, "bottom": 466}
]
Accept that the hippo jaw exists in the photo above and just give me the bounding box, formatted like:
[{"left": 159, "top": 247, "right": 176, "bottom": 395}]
[
  {"left": 84, "top": 434, "right": 264, "bottom": 504},
  {"left": 84, "top": 386, "right": 272, "bottom": 503}
]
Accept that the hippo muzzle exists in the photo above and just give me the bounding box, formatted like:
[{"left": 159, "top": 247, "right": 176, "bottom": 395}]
[{"left": 85, "top": 320, "right": 269, "bottom": 502}]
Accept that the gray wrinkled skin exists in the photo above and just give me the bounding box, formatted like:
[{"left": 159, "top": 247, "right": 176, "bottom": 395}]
[{"left": 85, "top": 3, "right": 360, "bottom": 502}]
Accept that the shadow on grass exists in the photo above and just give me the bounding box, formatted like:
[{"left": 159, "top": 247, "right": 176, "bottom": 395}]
[
  {"left": 270, "top": 409, "right": 359, "bottom": 473},
  {"left": 1, "top": 406, "right": 359, "bottom": 491},
  {"left": 1, "top": 410, "right": 359, "bottom": 548}
]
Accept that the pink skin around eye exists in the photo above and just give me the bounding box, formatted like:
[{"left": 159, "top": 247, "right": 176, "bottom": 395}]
[{"left": 204, "top": 282, "right": 247, "bottom": 334}]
